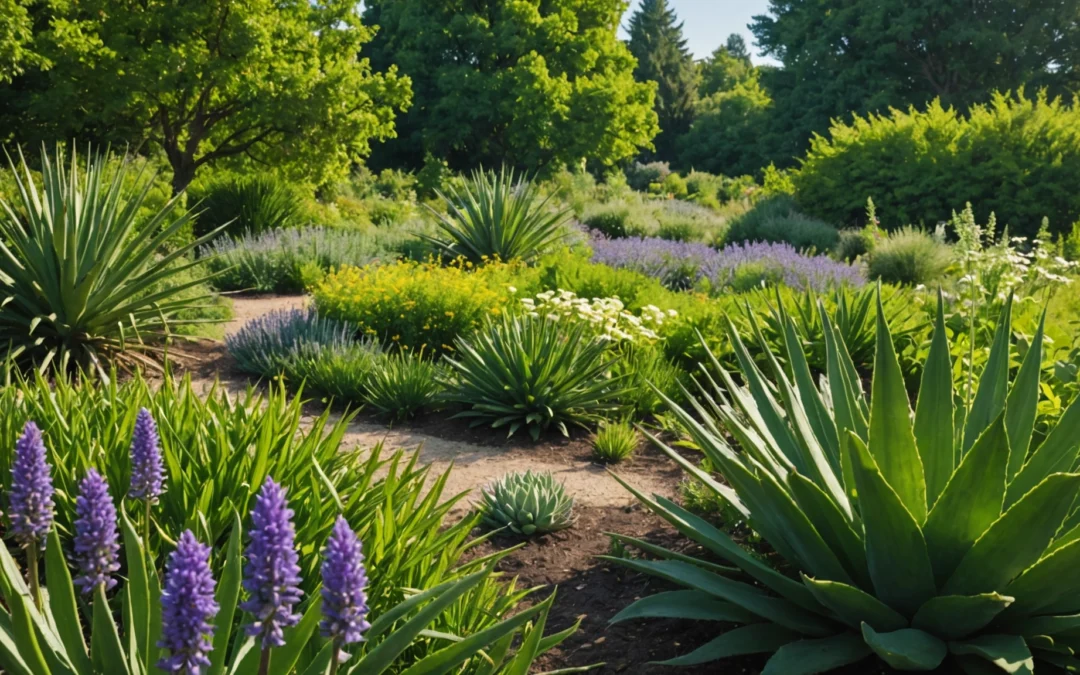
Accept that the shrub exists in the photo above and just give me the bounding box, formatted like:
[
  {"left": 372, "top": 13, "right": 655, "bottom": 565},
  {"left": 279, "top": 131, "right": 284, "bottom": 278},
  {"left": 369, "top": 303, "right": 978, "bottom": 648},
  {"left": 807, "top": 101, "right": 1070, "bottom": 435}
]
[
  {"left": 724, "top": 194, "right": 839, "bottom": 251},
  {"left": 444, "top": 314, "right": 625, "bottom": 439},
  {"left": 520, "top": 289, "right": 673, "bottom": 344},
  {"left": 835, "top": 228, "right": 874, "bottom": 262},
  {"left": 312, "top": 259, "right": 528, "bottom": 357},
  {"left": 607, "top": 294, "right": 1077, "bottom": 672},
  {"left": 0, "top": 146, "right": 219, "bottom": 376},
  {"left": 1063, "top": 220, "right": 1080, "bottom": 261},
  {"left": 363, "top": 351, "right": 446, "bottom": 420},
  {"left": 588, "top": 235, "right": 720, "bottom": 290},
  {"left": 203, "top": 227, "right": 386, "bottom": 293},
  {"left": 226, "top": 307, "right": 353, "bottom": 376},
  {"left": 624, "top": 161, "right": 671, "bottom": 192},
  {"left": 422, "top": 167, "right": 572, "bottom": 263},
  {"left": 535, "top": 250, "right": 672, "bottom": 307},
  {"left": 795, "top": 90, "right": 1080, "bottom": 236},
  {"left": 580, "top": 201, "right": 651, "bottom": 239},
  {"left": 479, "top": 471, "right": 575, "bottom": 535},
  {"left": 659, "top": 172, "right": 688, "bottom": 198},
  {"left": 592, "top": 420, "right": 639, "bottom": 463},
  {"left": 868, "top": 226, "right": 952, "bottom": 285},
  {"left": 190, "top": 174, "right": 302, "bottom": 238}
]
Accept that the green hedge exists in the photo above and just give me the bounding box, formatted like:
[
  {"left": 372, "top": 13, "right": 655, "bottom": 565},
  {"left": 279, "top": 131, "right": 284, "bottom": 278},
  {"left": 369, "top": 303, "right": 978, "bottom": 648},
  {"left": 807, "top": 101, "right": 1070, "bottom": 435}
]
[{"left": 794, "top": 90, "right": 1080, "bottom": 237}]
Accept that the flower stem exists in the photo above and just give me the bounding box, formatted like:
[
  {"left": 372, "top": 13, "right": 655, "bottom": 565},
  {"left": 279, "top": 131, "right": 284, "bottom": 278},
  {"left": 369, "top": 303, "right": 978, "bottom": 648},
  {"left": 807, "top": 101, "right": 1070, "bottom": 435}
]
[
  {"left": 143, "top": 499, "right": 153, "bottom": 674},
  {"left": 27, "top": 540, "right": 42, "bottom": 610},
  {"left": 329, "top": 645, "right": 341, "bottom": 675},
  {"left": 257, "top": 647, "right": 271, "bottom": 675}
]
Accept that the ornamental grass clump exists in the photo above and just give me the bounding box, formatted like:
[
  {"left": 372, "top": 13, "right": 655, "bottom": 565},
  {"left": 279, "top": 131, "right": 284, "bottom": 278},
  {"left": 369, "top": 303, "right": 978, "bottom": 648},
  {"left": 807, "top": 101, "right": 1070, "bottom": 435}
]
[
  {"left": 608, "top": 291, "right": 1080, "bottom": 672},
  {"left": 0, "top": 145, "right": 223, "bottom": 376}
]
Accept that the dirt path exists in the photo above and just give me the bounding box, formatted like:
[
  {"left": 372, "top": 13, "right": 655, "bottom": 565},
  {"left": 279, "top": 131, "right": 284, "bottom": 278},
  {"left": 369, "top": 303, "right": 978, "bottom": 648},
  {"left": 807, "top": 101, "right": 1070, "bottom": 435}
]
[{"left": 210, "top": 295, "right": 682, "bottom": 509}]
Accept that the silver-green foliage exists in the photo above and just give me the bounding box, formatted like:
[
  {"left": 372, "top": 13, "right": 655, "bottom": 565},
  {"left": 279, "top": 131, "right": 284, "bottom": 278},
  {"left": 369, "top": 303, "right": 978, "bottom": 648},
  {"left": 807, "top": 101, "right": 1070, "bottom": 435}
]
[
  {"left": 608, "top": 292, "right": 1080, "bottom": 672},
  {"left": 480, "top": 471, "right": 575, "bottom": 536},
  {"left": 0, "top": 146, "right": 221, "bottom": 375},
  {"left": 444, "top": 314, "right": 625, "bottom": 439},
  {"left": 422, "top": 167, "right": 571, "bottom": 263}
]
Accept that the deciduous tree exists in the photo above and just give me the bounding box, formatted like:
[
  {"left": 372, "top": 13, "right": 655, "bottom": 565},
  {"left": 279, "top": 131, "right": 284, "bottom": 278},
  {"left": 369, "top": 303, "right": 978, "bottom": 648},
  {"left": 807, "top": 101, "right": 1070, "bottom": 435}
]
[
  {"left": 363, "top": 0, "right": 657, "bottom": 173},
  {"left": 2, "top": 0, "right": 411, "bottom": 193}
]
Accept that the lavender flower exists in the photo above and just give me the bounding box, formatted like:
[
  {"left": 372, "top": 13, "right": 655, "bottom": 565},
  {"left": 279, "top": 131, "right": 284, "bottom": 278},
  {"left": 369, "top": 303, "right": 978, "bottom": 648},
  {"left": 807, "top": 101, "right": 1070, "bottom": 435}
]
[
  {"left": 129, "top": 408, "right": 165, "bottom": 503},
  {"left": 73, "top": 469, "right": 120, "bottom": 595},
  {"left": 588, "top": 233, "right": 866, "bottom": 292},
  {"left": 320, "top": 516, "right": 370, "bottom": 656},
  {"left": 8, "top": 421, "right": 54, "bottom": 549},
  {"left": 240, "top": 477, "right": 303, "bottom": 649},
  {"left": 158, "top": 530, "right": 219, "bottom": 674}
]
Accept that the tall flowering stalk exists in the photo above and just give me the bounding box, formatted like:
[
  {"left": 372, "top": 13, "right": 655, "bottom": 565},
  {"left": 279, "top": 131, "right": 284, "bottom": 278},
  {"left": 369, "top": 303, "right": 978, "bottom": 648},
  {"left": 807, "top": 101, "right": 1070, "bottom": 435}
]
[
  {"left": 72, "top": 469, "right": 121, "bottom": 596},
  {"left": 321, "top": 516, "right": 370, "bottom": 672},
  {"left": 241, "top": 477, "right": 303, "bottom": 675},
  {"left": 8, "top": 421, "right": 54, "bottom": 608},
  {"left": 129, "top": 407, "right": 165, "bottom": 551},
  {"left": 158, "top": 530, "right": 219, "bottom": 675}
]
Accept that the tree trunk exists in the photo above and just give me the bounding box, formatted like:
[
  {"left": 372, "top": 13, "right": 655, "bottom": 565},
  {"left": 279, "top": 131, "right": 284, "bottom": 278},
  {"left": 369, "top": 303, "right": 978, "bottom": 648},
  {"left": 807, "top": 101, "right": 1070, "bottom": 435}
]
[{"left": 169, "top": 158, "right": 197, "bottom": 197}]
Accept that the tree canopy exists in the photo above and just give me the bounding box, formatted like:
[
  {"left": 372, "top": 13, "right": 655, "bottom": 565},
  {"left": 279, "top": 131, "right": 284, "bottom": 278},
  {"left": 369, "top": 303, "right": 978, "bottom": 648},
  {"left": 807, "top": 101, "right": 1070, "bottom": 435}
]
[
  {"left": 363, "top": 0, "right": 658, "bottom": 173},
  {"left": 750, "top": 0, "right": 1080, "bottom": 164},
  {"left": 0, "top": 0, "right": 412, "bottom": 193},
  {"left": 626, "top": 0, "right": 699, "bottom": 161}
]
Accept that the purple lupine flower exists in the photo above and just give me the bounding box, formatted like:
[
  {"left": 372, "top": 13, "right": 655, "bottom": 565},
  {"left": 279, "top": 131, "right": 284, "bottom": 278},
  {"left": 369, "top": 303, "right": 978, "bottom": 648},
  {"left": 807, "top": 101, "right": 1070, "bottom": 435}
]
[
  {"left": 128, "top": 408, "right": 165, "bottom": 503},
  {"left": 320, "top": 516, "right": 370, "bottom": 656},
  {"left": 158, "top": 530, "right": 219, "bottom": 675},
  {"left": 8, "top": 421, "right": 54, "bottom": 548},
  {"left": 240, "top": 477, "right": 303, "bottom": 649},
  {"left": 72, "top": 469, "right": 120, "bottom": 595}
]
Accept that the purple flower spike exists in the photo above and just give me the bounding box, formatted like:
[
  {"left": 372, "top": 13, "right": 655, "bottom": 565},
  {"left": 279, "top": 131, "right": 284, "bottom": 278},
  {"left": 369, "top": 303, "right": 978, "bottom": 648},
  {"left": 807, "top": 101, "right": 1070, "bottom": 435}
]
[
  {"left": 240, "top": 477, "right": 303, "bottom": 649},
  {"left": 73, "top": 469, "right": 120, "bottom": 595},
  {"left": 320, "top": 516, "right": 370, "bottom": 656},
  {"left": 9, "top": 421, "right": 55, "bottom": 549},
  {"left": 129, "top": 408, "right": 165, "bottom": 502},
  {"left": 158, "top": 530, "right": 219, "bottom": 674}
]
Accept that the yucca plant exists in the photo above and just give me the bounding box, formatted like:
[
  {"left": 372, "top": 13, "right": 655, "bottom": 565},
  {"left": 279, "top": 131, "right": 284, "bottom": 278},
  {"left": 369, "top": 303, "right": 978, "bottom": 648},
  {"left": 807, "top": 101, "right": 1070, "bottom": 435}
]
[
  {"left": 607, "top": 291, "right": 1080, "bottom": 672},
  {"left": 422, "top": 167, "right": 571, "bottom": 263},
  {"left": 479, "top": 470, "right": 576, "bottom": 536},
  {"left": 443, "top": 314, "right": 625, "bottom": 439},
  {"left": 0, "top": 145, "right": 222, "bottom": 376}
]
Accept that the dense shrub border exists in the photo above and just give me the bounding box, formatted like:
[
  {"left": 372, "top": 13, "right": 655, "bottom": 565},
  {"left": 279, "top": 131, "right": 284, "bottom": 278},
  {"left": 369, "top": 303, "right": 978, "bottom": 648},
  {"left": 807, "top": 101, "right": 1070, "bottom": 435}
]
[{"left": 794, "top": 90, "right": 1080, "bottom": 236}]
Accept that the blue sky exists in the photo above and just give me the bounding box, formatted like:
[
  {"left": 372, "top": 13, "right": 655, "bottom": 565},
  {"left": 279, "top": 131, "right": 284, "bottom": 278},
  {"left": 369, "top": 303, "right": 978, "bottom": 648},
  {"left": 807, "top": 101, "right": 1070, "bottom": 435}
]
[{"left": 619, "top": 0, "right": 778, "bottom": 65}]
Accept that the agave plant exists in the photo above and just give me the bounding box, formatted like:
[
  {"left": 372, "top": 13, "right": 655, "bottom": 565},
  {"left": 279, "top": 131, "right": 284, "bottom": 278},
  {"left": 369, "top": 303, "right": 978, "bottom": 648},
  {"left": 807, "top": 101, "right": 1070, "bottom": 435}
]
[
  {"left": 0, "top": 146, "right": 222, "bottom": 376},
  {"left": 443, "top": 314, "right": 625, "bottom": 439},
  {"left": 607, "top": 292, "right": 1080, "bottom": 672},
  {"left": 479, "top": 470, "right": 576, "bottom": 536},
  {"left": 421, "top": 167, "right": 571, "bottom": 263}
]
